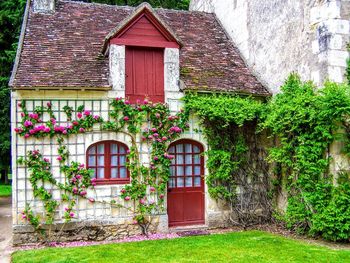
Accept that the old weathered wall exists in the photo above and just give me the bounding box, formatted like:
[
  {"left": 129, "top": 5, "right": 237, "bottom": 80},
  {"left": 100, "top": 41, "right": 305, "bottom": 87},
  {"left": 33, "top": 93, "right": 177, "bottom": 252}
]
[{"left": 190, "top": 0, "right": 350, "bottom": 93}]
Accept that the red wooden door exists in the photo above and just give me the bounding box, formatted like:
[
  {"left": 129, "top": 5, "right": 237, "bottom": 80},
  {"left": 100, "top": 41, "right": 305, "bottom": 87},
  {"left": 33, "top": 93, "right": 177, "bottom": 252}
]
[
  {"left": 125, "top": 46, "right": 164, "bottom": 103},
  {"left": 167, "top": 140, "right": 205, "bottom": 227}
]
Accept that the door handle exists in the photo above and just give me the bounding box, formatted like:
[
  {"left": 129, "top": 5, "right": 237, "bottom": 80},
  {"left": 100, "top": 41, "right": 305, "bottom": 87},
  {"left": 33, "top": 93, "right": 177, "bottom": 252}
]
[{"left": 167, "top": 189, "right": 172, "bottom": 193}]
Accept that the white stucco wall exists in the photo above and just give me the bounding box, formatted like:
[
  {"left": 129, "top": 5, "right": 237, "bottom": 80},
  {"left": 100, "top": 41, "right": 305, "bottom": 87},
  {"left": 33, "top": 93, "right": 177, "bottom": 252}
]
[{"left": 190, "top": 0, "right": 350, "bottom": 93}]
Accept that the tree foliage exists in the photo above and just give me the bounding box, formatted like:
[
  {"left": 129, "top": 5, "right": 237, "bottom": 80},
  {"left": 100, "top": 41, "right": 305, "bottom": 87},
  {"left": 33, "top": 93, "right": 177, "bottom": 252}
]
[{"left": 0, "top": 0, "right": 26, "bottom": 181}]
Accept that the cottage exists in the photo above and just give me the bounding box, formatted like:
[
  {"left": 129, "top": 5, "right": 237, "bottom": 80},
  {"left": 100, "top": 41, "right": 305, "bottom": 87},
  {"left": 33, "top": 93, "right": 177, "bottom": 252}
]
[{"left": 10, "top": 0, "right": 269, "bottom": 244}]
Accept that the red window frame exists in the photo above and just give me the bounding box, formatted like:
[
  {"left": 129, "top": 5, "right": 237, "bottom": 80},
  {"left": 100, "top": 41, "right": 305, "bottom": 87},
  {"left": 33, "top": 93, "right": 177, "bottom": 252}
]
[
  {"left": 168, "top": 139, "right": 204, "bottom": 189},
  {"left": 86, "top": 141, "right": 130, "bottom": 185}
]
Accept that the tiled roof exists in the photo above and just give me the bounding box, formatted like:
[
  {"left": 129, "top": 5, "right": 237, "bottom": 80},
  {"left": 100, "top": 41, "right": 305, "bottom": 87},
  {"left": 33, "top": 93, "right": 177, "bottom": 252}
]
[{"left": 10, "top": 0, "right": 270, "bottom": 96}]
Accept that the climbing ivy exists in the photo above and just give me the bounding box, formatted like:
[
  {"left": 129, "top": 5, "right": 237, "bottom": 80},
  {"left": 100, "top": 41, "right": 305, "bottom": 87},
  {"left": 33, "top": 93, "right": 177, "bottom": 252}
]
[
  {"left": 263, "top": 74, "right": 350, "bottom": 241},
  {"left": 184, "top": 93, "right": 272, "bottom": 227}
]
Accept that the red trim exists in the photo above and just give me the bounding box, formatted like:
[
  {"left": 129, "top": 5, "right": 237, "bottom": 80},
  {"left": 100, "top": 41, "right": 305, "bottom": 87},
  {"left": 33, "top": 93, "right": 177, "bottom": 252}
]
[
  {"left": 110, "top": 38, "right": 179, "bottom": 48},
  {"left": 110, "top": 9, "right": 180, "bottom": 48},
  {"left": 86, "top": 140, "right": 130, "bottom": 185}
]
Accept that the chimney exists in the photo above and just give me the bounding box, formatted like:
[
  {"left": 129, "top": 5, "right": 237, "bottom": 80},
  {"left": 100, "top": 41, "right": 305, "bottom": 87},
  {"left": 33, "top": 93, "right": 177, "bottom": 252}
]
[{"left": 33, "top": 0, "right": 55, "bottom": 13}]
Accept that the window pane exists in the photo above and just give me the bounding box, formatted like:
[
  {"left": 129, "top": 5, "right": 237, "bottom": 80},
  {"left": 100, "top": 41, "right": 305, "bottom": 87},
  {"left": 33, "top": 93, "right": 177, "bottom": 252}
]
[
  {"left": 177, "top": 177, "right": 184, "bottom": 187},
  {"left": 176, "top": 144, "right": 183, "bottom": 153},
  {"left": 111, "top": 168, "right": 118, "bottom": 178},
  {"left": 111, "top": 156, "right": 118, "bottom": 166},
  {"left": 88, "top": 156, "right": 95, "bottom": 166},
  {"left": 194, "top": 166, "right": 201, "bottom": 175},
  {"left": 88, "top": 146, "right": 96, "bottom": 154},
  {"left": 97, "top": 156, "right": 104, "bottom": 166},
  {"left": 185, "top": 154, "right": 192, "bottom": 164},
  {"left": 170, "top": 166, "right": 175, "bottom": 176},
  {"left": 168, "top": 146, "right": 174, "bottom": 153},
  {"left": 120, "top": 155, "right": 126, "bottom": 165},
  {"left": 168, "top": 178, "right": 175, "bottom": 188},
  {"left": 185, "top": 166, "right": 192, "bottom": 176},
  {"left": 193, "top": 145, "right": 200, "bottom": 153},
  {"left": 97, "top": 144, "right": 104, "bottom": 154},
  {"left": 97, "top": 168, "right": 104, "bottom": 179},
  {"left": 194, "top": 177, "right": 201, "bottom": 187},
  {"left": 194, "top": 154, "right": 200, "bottom": 164},
  {"left": 119, "top": 146, "right": 126, "bottom": 154},
  {"left": 186, "top": 177, "right": 193, "bottom": 187},
  {"left": 120, "top": 168, "right": 127, "bottom": 178},
  {"left": 176, "top": 154, "right": 184, "bottom": 164},
  {"left": 185, "top": 144, "right": 192, "bottom": 153},
  {"left": 111, "top": 144, "right": 118, "bottom": 154},
  {"left": 177, "top": 166, "right": 184, "bottom": 176}
]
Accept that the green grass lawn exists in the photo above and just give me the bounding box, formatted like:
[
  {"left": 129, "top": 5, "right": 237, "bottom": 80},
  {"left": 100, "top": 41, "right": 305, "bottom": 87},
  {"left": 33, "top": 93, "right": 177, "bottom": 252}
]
[
  {"left": 12, "top": 231, "right": 350, "bottom": 263},
  {"left": 0, "top": 184, "right": 11, "bottom": 197}
]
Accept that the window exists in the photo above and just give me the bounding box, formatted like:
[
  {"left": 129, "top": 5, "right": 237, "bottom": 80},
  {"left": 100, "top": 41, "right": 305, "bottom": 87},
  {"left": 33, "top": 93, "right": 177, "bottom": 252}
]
[
  {"left": 87, "top": 141, "right": 129, "bottom": 184},
  {"left": 168, "top": 140, "right": 204, "bottom": 188}
]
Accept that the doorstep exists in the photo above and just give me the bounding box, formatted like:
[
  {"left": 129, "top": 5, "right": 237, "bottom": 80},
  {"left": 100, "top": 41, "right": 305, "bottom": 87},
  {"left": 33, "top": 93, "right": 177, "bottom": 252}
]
[{"left": 169, "top": 224, "right": 209, "bottom": 235}]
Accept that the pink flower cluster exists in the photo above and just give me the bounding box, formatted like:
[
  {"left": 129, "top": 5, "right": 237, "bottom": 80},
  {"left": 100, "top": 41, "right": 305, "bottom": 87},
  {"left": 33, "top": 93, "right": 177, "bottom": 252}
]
[{"left": 168, "top": 126, "right": 182, "bottom": 133}]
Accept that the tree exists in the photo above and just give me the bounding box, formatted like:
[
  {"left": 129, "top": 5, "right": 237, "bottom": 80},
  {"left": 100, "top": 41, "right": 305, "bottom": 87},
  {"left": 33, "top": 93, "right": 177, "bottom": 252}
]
[{"left": 0, "top": 0, "right": 26, "bottom": 184}]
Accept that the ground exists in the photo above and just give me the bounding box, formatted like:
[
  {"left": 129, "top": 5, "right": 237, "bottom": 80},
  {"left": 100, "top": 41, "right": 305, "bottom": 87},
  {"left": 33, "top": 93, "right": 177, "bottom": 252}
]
[
  {"left": 12, "top": 231, "right": 350, "bottom": 263},
  {"left": 0, "top": 184, "right": 11, "bottom": 197},
  {"left": 0, "top": 196, "right": 12, "bottom": 263}
]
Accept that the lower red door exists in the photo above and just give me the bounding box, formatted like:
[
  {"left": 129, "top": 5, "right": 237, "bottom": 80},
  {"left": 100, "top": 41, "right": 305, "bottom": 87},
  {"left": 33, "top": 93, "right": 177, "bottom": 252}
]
[{"left": 167, "top": 140, "right": 205, "bottom": 227}]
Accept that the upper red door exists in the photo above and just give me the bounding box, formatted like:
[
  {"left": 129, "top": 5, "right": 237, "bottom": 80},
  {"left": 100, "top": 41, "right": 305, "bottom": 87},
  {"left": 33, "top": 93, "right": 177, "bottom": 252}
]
[
  {"left": 125, "top": 46, "right": 164, "bottom": 103},
  {"left": 167, "top": 140, "right": 205, "bottom": 227}
]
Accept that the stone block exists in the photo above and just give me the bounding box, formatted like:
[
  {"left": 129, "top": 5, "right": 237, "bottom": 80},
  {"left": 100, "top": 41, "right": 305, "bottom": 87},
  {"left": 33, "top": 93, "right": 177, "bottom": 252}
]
[{"left": 327, "top": 49, "right": 349, "bottom": 67}]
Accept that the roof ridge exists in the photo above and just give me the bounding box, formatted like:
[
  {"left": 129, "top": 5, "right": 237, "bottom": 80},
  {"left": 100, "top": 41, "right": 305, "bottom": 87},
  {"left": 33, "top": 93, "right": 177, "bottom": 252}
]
[{"left": 60, "top": 0, "right": 133, "bottom": 10}]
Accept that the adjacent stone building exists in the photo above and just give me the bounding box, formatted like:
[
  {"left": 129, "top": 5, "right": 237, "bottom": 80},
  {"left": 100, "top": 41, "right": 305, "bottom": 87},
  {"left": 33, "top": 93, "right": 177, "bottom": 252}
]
[{"left": 190, "top": 0, "right": 350, "bottom": 93}]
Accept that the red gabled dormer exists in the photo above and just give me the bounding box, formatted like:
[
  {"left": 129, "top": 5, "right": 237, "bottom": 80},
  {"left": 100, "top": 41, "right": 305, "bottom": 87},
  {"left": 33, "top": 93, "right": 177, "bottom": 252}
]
[{"left": 103, "top": 3, "right": 182, "bottom": 103}]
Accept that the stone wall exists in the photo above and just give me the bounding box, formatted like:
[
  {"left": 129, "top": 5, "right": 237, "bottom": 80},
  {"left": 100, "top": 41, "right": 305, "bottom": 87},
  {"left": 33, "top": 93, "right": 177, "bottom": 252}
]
[
  {"left": 13, "top": 215, "right": 167, "bottom": 245},
  {"left": 190, "top": 0, "right": 350, "bottom": 93}
]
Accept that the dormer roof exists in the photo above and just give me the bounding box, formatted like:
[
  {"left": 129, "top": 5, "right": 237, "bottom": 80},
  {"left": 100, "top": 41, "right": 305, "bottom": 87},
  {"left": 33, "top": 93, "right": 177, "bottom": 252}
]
[{"left": 102, "top": 2, "right": 182, "bottom": 54}]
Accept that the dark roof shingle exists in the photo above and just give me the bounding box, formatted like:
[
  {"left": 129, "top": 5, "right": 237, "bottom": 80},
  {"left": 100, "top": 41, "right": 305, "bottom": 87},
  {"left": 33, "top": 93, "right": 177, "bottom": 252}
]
[{"left": 10, "top": 0, "right": 270, "bottom": 96}]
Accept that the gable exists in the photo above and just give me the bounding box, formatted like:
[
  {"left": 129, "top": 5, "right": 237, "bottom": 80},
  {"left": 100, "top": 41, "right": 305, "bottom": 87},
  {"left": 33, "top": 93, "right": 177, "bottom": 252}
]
[{"left": 109, "top": 5, "right": 180, "bottom": 49}]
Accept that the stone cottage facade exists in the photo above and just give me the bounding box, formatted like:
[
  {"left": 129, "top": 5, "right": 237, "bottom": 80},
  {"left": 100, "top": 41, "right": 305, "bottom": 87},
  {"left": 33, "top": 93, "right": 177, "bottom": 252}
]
[{"left": 10, "top": 0, "right": 269, "bottom": 244}]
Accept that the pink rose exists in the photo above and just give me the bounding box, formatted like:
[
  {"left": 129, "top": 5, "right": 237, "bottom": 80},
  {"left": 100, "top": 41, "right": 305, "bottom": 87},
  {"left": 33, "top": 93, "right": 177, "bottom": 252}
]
[
  {"left": 162, "top": 136, "right": 167, "bottom": 141},
  {"left": 77, "top": 112, "right": 83, "bottom": 119},
  {"left": 24, "top": 120, "right": 33, "bottom": 127},
  {"left": 80, "top": 191, "right": 87, "bottom": 196},
  {"left": 47, "top": 102, "right": 52, "bottom": 108},
  {"left": 76, "top": 174, "right": 82, "bottom": 179},
  {"left": 136, "top": 99, "right": 141, "bottom": 104},
  {"left": 153, "top": 133, "right": 159, "bottom": 138},
  {"left": 69, "top": 212, "right": 74, "bottom": 218},
  {"left": 151, "top": 128, "right": 157, "bottom": 133},
  {"left": 91, "top": 178, "right": 96, "bottom": 182},
  {"left": 44, "top": 127, "right": 51, "bottom": 133},
  {"left": 57, "top": 156, "right": 63, "bottom": 161},
  {"left": 88, "top": 198, "right": 95, "bottom": 203},
  {"left": 22, "top": 214, "right": 27, "bottom": 219},
  {"left": 62, "top": 130, "right": 67, "bottom": 135},
  {"left": 18, "top": 102, "right": 22, "bottom": 108},
  {"left": 150, "top": 187, "right": 156, "bottom": 192},
  {"left": 20, "top": 112, "right": 25, "bottom": 117},
  {"left": 72, "top": 121, "right": 79, "bottom": 126},
  {"left": 124, "top": 196, "right": 131, "bottom": 201},
  {"left": 143, "top": 99, "right": 149, "bottom": 105},
  {"left": 64, "top": 207, "right": 69, "bottom": 211},
  {"left": 44, "top": 158, "right": 50, "bottom": 163},
  {"left": 84, "top": 110, "right": 90, "bottom": 116},
  {"left": 139, "top": 199, "right": 146, "bottom": 205},
  {"left": 141, "top": 136, "right": 146, "bottom": 141},
  {"left": 159, "top": 194, "right": 164, "bottom": 199},
  {"left": 24, "top": 133, "right": 30, "bottom": 138},
  {"left": 123, "top": 116, "right": 129, "bottom": 121},
  {"left": 79, "top": 128, "right": 85, "bottom": 133},
  {"left": 124, "top": 100, "right": 130, "bottom": 105},
  {"left": 155, "top": 113, "right": 160, "bottom": 119},
  {"left": 153, "top": 156, "right": 159, "bottom": 161},
  {"left": 93, "top": 115, "right": 99, "bottom": 120},
  {"left": 121, "top": 189, "right": 126, "bottom": 194}
]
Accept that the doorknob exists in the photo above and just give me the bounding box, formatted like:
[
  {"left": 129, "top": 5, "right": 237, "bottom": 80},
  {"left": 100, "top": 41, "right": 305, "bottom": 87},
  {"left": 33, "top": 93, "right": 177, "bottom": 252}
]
[{"left": 167, "top": 189, "right": 172, "bottom": 193}]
